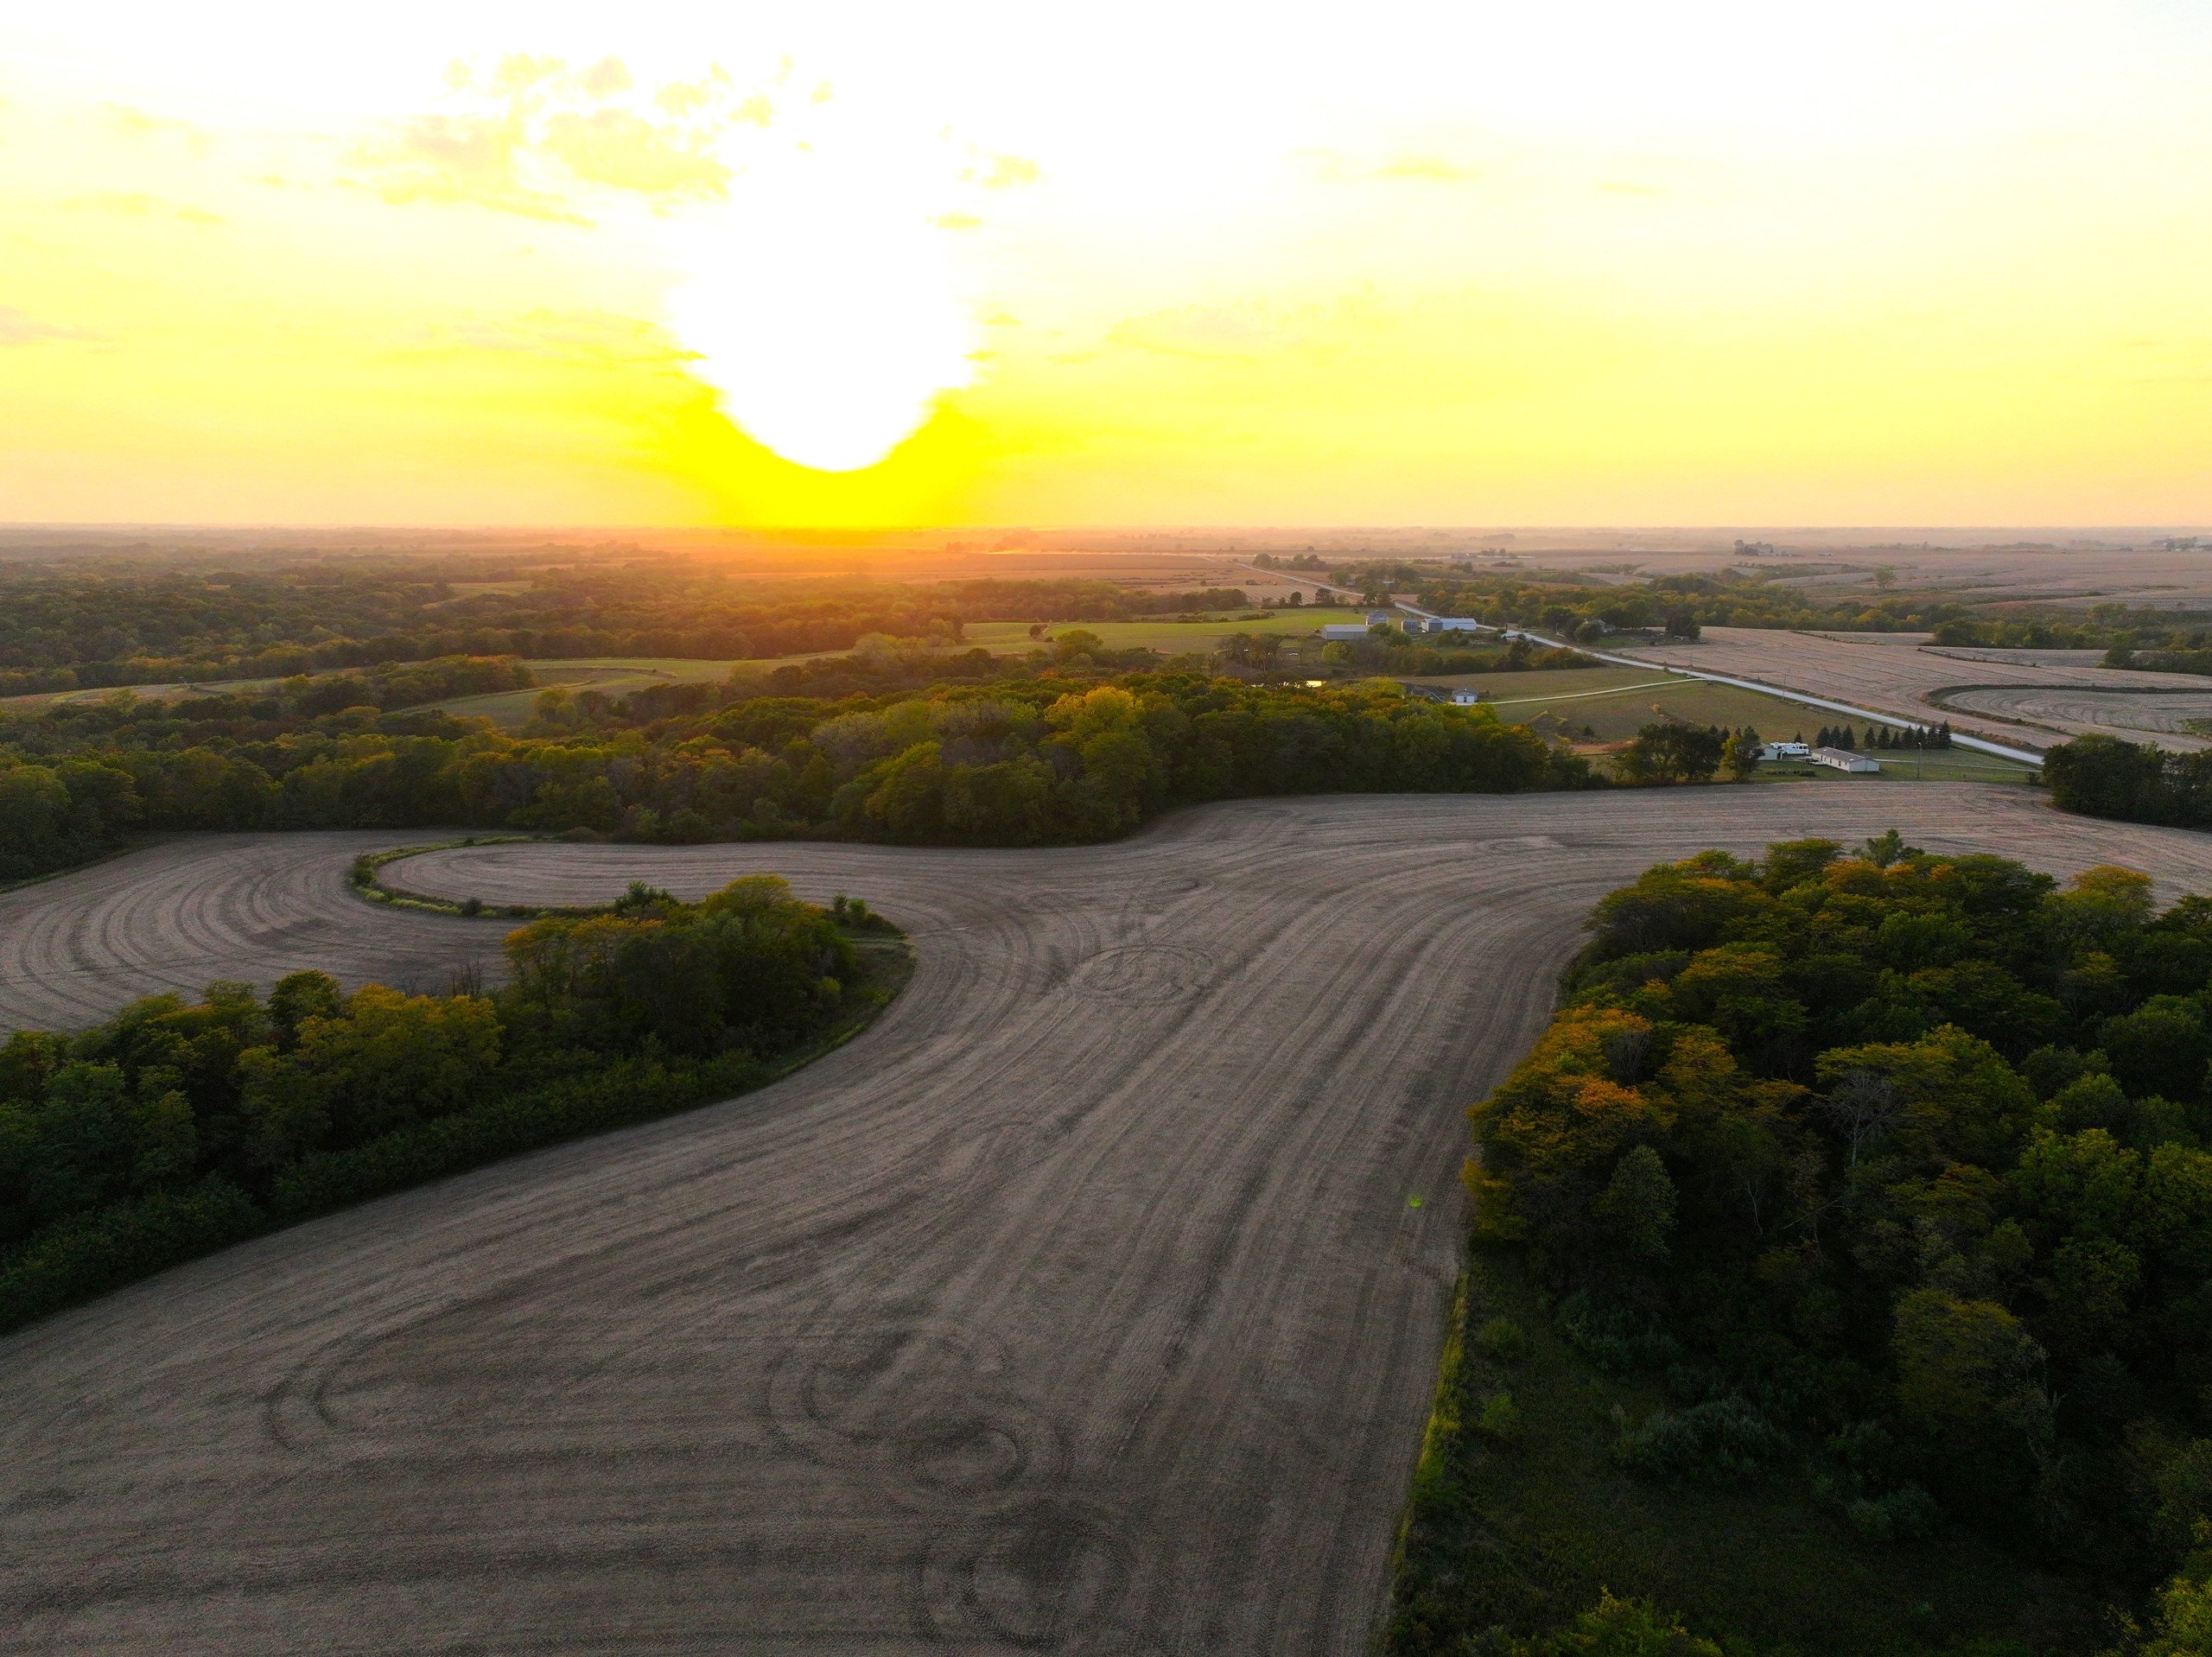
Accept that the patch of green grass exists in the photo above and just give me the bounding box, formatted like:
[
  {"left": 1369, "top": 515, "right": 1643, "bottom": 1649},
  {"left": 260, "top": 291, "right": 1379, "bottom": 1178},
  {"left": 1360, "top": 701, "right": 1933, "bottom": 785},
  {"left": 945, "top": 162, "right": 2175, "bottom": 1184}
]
[
  {"left": 1410, "top": 668, "right": 1826, "bottom": 745},
  {"left": 1747, "top": 752, "right": 2040, "bottom": 784},
  {"left": 1382, "top": 1252, "right": 2094, "bottom": 1655}
]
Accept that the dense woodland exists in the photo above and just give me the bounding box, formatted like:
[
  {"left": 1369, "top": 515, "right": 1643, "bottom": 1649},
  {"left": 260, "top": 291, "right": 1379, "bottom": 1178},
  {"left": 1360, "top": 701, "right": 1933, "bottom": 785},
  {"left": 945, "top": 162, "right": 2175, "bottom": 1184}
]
[
  {"left": 2048, "top": 736, "right": 2212, "bottom": 832},
  {"left": 0, "top": 552, "right": 1252, "bottom": 695},
  {"left": 0, "top": 655, "right": 1592, "bottom": 884},
  {"left": 1459, "top": 835, "right": 2212, "bottom": 1650},
  {"left": 0, "top": 877, "right": 887, "bottom": 1331}
]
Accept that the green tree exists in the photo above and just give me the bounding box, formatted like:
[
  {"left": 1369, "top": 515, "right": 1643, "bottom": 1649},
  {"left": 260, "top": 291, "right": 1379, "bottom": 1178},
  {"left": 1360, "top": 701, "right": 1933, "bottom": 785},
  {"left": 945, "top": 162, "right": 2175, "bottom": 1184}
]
[
  {"left": 1619, "top": 723, "right": 1725, "bottom": 784},
  {"left": 1597, "top": 1146, "right": 1678, "bottom": 1259},
  {"left": 1521, "top": 1590, "right": 1722, "bottom": 1656},
  {"left": 1892, "top": 1287, "right": 2052, "bottom": 1458}
]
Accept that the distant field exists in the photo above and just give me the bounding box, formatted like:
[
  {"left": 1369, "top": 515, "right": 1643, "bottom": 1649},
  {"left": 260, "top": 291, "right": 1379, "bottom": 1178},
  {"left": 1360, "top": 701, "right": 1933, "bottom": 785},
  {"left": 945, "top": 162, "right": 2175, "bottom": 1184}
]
[
  {"left": 1934, "top": 682, "right": 2212, "bottom": 745},
  {"left": 963, "top": 607, "right": 1374, "bottom": 655},
  {"left": 0, "top": 675, "right": 287, "bottom": 714},
  {"left": 430, "top": 657, "right": 751, "bottom": 726}
]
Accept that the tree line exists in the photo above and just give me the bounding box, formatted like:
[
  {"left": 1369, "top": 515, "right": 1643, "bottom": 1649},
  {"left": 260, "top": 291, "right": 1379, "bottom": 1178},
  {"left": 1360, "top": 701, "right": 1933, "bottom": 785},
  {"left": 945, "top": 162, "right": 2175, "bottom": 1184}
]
[
  {"left": 0, "top": 668, "right": 1596, "bottom": 884},
  {"left": 1814, "top": 723, "right": 1955, "bottom": 752},
  {"left": 2047, "top": 735, "right": 2212, "bottom": 831},
  {"left": 1465, "top": 834, "right": 2212, "bottom": 1647},
  {"left": 0, "top": 551, "right": 1262, "bottom": 695},
  {"left": 0, "top": 877, "right": 887, "bottom": 1331}
]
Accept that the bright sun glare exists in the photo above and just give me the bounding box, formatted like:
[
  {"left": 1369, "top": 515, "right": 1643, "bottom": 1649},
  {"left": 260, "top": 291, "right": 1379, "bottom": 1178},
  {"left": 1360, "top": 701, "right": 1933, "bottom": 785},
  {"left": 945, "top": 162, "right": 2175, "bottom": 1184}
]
[{"left": 663, "top": 145, "right": 976, "bottom": 473}]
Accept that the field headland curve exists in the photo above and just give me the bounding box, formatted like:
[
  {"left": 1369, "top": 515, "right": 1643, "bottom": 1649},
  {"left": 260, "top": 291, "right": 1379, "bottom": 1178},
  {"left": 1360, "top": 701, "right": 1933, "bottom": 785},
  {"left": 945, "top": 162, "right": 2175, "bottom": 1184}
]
[{"left": 7, "top": 787, "right": 2212, "bottom": 1653}]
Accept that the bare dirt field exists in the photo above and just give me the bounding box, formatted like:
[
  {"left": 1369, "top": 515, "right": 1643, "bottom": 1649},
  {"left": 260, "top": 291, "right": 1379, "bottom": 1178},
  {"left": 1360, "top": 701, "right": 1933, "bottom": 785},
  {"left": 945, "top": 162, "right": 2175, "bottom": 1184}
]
[
  {"left": 7, "top": 791, "right": 2212, "bottom": 1655},
  {"left": 0, "top": 831, "right": 508, "bottom": 1032},
  {"left": 1611, "top": 625, "right": 2212, "bottom": 751},
  {"left": 1936, "top": 684, "right": 2212, "bottom": 743}
]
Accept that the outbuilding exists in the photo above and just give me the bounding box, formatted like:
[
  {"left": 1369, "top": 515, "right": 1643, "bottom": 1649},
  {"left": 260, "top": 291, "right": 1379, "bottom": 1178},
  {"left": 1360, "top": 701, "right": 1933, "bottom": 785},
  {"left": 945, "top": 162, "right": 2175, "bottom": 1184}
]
[
  {"left": 1759, "top": 740, "right": 1811, "bottom": 761},
  {"left": 1809, "top": 746, "right": 1880, "bottom": 773},
  {"left": 1319, "top": 625, "right": 1370, "bottom": 641}
]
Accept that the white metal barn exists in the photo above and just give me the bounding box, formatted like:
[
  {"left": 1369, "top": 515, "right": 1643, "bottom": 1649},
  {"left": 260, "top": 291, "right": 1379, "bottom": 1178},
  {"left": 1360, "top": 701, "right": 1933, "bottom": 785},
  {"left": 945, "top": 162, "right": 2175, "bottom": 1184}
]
[{"left": 1808, "top": 746, "right": 1880, "bottom": 773}]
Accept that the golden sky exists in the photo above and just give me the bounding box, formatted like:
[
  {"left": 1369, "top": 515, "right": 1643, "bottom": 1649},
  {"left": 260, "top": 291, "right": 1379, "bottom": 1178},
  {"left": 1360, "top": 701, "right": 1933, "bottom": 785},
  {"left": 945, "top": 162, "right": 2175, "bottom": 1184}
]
[{"left": 3, "top": 1, "right": 2209, "bottom": 526}]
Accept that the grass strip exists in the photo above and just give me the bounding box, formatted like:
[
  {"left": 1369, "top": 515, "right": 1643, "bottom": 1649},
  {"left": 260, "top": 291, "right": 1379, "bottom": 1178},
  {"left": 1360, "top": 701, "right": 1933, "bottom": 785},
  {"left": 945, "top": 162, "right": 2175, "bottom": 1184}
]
[{"left": 1376, "top": 1249, "right": 2094, "bottom": 1655}]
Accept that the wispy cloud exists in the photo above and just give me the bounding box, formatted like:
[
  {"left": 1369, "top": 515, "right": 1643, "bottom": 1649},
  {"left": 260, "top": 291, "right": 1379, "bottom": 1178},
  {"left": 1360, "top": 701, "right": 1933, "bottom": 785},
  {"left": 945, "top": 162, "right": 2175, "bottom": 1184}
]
[
  {"left": 1109, "top": 305, "right": 1281, "bottom": 362},
  {"left": 355, "top": 54, "right": 766, "bottom": 221},
  {"left": 976, "top": 153, "right": 1039, "bottom": 189},
  {"left": 98, "top": 103, "right": 215, "bottom": 156},
  {"left": 541, "top": 109, "right": 728, "bottom": 199},
  {"left": 68, "top": 191, "right": 225, "bottom": 225},
  {"left": 394, "top": 308, "right": 682, "bottom": 366},
  {"left": 358, "top": 111, "right": 586, "bottom": 223},
  {"left": 0, "top": 306, "right": 101, "bottom": 346},
  {"left": 1300, "top": 148, "right": 1485, "bottom": 185},
  {"left": 1373, "top": 154, "right": 1480, "bottom": 182}
]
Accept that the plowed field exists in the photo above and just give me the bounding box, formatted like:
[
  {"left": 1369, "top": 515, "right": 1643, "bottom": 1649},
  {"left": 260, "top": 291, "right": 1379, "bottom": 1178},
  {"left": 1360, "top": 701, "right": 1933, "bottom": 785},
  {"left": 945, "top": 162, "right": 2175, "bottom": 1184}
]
[
  {"left": 1610, "top": 626, "right": 2212, "bottom": 750},
  {"left": 7, "top": 790, "right": 2212, "bottom": 1654}
]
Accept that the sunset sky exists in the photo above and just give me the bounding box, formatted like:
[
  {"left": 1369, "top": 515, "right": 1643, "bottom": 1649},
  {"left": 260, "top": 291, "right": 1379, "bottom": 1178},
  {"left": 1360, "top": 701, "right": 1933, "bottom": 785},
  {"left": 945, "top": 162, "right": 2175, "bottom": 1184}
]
[{"left": 4, "top": 1, "right": 2209, "bottom": 527}]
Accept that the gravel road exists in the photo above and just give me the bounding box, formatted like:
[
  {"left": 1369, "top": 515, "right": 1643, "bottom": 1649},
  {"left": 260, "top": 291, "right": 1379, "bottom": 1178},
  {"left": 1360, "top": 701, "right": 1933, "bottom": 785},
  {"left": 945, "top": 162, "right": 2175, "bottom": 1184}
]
[{"left": 6, "top": 790, "right": 2212, "bottom": 1654}]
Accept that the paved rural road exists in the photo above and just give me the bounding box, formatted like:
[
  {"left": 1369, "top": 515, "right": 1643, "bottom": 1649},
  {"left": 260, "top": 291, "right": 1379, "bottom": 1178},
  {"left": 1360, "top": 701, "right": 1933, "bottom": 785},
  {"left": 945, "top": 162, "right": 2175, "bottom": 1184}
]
[{"left": 7, "top": 790, "right": 2212, "bottom": 1655}]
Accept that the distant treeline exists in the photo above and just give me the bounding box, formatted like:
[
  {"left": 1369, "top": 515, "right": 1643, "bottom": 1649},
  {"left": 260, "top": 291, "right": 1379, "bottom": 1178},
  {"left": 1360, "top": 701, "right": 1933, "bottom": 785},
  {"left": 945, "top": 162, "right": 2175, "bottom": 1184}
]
[
  {"left": 1, "top": 666, "right": 1593, "bottom": 883},
  {"left": 0, "top": 561, "right": 1256, "bottom": 694},
  {"left": 2047, "top": 734, "right": 2212, "bottom": 829},
  {"left": 1463, "top": 835, "right": 2212, "bottom": 1649},
  {"left": 1226, "top": 631, "right": 1599, "bottom": 677},
  {"left": 0, "top": 878, "right": 892, "bottom": 1332},
  {"left": 1291, "top": 559, "right": 2193, "bottom": 649},
  {"left": 2107, "top": 642, "right": 2212, "bottom": 678}
]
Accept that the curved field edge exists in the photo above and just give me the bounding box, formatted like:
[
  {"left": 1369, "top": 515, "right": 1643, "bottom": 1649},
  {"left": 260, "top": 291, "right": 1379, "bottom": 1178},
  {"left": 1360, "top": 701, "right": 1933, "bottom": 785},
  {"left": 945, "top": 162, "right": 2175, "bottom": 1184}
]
[
  {"left": 350, "top": 834, "right": 593, "bottom": 919},
  {"left": 1378, "top": 1250, "right": 2093, "bottom": 1655},
  {"left": 0, "top": 922, "right": 912, "bottom": 1338},
  {"left": 10, "top": 793, "right": 2212, "bottom": 1654}
]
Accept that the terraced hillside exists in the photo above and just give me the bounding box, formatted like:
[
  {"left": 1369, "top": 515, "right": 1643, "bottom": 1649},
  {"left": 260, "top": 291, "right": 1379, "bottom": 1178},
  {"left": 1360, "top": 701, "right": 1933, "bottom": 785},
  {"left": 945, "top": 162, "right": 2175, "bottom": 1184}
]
[{"left": 5, "top": 790, "right": 2212, "bottom": 1654}]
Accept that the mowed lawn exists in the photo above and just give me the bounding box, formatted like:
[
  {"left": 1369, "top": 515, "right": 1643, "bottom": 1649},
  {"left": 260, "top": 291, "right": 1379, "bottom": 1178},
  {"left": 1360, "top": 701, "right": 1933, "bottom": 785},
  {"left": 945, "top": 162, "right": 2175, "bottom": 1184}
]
[{"left": 1413, "top": 667, "right": 1824, "bottom": 741}]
